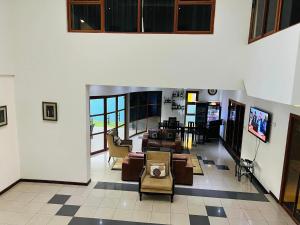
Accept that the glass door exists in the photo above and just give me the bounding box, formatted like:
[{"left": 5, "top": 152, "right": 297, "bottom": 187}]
[
  {"left": 90, "top": 98, "right": 105, "bottom": 154},
  {"left": 281, "top": 114, "right": 300, "bottom": 222},
  {"left": 89, "top": 94, "right": 127, "bottom": 155}
]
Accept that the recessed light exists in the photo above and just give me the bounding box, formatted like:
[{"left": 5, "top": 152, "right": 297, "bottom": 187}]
[{"left": 80, "top": 19, "right": 85, "bottom": 23}]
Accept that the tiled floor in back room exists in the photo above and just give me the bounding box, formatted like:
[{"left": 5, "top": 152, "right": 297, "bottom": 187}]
[{"left": 0, "top": 136, "right": 297, "bottom": 225}]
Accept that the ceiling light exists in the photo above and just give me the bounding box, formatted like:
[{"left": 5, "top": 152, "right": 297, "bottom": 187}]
[{"left": 80, "top": 19, "right": 85, "bottom": 23}]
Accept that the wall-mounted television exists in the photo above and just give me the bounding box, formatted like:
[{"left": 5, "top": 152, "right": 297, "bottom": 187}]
[{"left": 248, "top": 107, "right": 271, "bottom": 143}]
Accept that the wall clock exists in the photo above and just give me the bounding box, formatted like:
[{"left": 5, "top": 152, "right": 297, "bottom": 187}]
[{"left": 208, "top": 89, "right": 218, "bottom": 96}]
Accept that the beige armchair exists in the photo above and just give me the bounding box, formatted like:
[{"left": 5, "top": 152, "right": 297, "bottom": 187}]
[
  {"left": 139, "top": 151, "right": 174, "bottom": 202},
  {"left": 106, "top": 132, "right": 132, "bottom": 164}
]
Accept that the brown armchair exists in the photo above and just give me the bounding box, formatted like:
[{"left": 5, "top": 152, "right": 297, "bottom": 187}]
[
  {"left": 106, "top": 131, "right": 132, "bottom": 165},
  {"left": 122, "top": 152, "right": 145, "bottom": 182},
  {"left": 172, "top": 154, "right": 193, "bottom": 185},
  {"left": 139, "top": 151, "right": 174, "bottom": 202}
]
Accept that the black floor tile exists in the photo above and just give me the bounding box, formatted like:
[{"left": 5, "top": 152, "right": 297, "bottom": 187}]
[
  {"left": 189, "top": 215, "right": 210, "bottom": 225},
  {"left": 203, "top": 160, "right": 215, "bottom": 165},
  {"left": 69, "top": 217, "right": 164, "bottom": 225},
  {"left": 216, "top": 165, "right": 230, "bottom": 170},
  {"left": 94, "top": 181, "right": 269, "bottom": 202},
  {"left": 206, "top": 206, "right": 227, "bottom": 218},
  {"left": 48, "top": 194, "right": 71, "bottom": 205},
  {"left": 56, "top": 205, "right": 80, "bottom": 216}
]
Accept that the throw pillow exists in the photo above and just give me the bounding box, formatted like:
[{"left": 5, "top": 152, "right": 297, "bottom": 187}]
[
  {"left": 166, "top": 132, "right": 175, "bottom": 141},
  {"left": 114, "top": 136, "right": 121, "bottom": 145},
  {"left": 149, "top": 129, "right": 159, "bottom": 139},
  {"left": 150, "top": 163, "right": 166, "bottom": 178}
]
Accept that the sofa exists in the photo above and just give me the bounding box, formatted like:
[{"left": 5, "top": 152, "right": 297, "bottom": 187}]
[
  {"left": 122, "top": 152, "right": 145, "bottom": 182},
  {"left": 142, "top": 129, "right": 182, "bottom": 152},
  {"left": 172, "top": 154, "right": 193, "bottom": 185},
  {"left": 121, "top": 152, "right": 193, "bottom": 185}
]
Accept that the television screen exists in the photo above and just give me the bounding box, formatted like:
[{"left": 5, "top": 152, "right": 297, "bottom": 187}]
[{"left": 248, "top": 107, "right": 271, "bottom": 142}]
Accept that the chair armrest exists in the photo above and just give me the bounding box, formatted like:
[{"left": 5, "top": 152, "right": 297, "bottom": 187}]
[
  {"left": 142, "top": 134, "right": 149, "bottom": 149},
  {"left": 139, "top": 167, "right": 146, "bottom": 190}
]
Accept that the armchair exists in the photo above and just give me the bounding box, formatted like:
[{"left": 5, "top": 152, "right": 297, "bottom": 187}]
[
  {"left": 106, "top": 131, "right": 132, "bottom": 164},
  {"left": 139, "top": 151, "right": 174, "bottom": 202}
]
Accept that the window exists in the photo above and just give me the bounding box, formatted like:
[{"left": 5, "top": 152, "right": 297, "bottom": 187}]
[
  {"left": 249, "top": 0, "right": 300, "bottom": 43},
  {"left": 67, "top": 0, "right": 215, "bottom": 34},
  {"left": 89, "top": 94, "right": 126, "bottom": 154},
  {"left": 129, "top": 91, "right": 162, "bottom": 137},
  {"left": 68, "top": 0, "right": 102, "bottom": 32},
  {"left": 177, "top": 4, "right": 213, "bottom": 32},
  {"left": 143, "top": 0, "right": 174, "bottom": 32},
  {"left": 280, "top": 0, "right": 300, "bottom": 30},
  {"left": 185, "top": 91, "right": 198, "bottom": 126},
  {"left": 105, "top": 0, "right": 138, "bottom": 32}
]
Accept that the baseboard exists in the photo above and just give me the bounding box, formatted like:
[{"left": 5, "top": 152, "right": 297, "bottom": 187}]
[
  {"left": 269, "top": 191, "right": 280, "bottom": 203},
  {"left": 0, "top": 178, "right": 92, "bottom": 196},
  {"left": 0, "top": 179, "right": 21, "bottom": 195},
  {"left": 20, "top": 178, "right": 92, "bottom": 186}
]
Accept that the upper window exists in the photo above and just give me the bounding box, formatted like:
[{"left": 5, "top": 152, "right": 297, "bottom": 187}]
[
  {"left": 67, "top": 0, "right": 215, "bottom": 34},
  {"left": 249, "top": 0, "right": 300, "bottom": 43}
]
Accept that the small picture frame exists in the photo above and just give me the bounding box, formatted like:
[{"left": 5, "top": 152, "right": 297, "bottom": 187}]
[
  {"left": 0, "top": 106, "right": 8, "bottom": 127},
  {"left": 42, "top": 102, "right": 58, "bottom": 121}
]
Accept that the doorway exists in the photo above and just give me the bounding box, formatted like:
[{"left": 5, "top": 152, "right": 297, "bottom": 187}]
[
  {"left": 280, "top": 114, "right": 300, "bottom": 223},
  {"left": 89, "top": 95, "right": 126, "bottom": 155},
  {"left": 225, "top": 99, "right": 245, "bottom": 159}
]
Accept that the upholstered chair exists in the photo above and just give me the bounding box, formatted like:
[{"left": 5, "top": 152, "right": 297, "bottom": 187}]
[{"left": 139, "top": 151, "right": 174, "bottom": 202}]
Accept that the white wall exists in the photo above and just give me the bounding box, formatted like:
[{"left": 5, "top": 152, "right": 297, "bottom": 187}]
[
  {"left": 0, "top": 76, "right": 20, "bottom": 192},
  {"left": 220, "top": 90, "right": 300, "bottom": 198},
  {"left": 0, "top": 0, "right": 15, "bottom": 75},
  {"left": 244, "top": 24, "right": 300, "bottom": 105}
]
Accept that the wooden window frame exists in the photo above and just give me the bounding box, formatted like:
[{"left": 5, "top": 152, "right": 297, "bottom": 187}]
[
  {"left": 249, "top": 0, "right": 300, "bottom": 44},
  {"left": 175, "top": 0, "right": 216, "bottom": 34},
  {"left": 67, "top": 0, "right": 104, "bottom": 32},
  {"left": 67, "top": 0, "right": 215, "bottom": 34}
]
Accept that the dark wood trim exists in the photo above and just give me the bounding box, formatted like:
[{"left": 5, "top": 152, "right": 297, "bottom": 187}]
[
  {"left": 20, "top": 178, "right": 91, "bottom": 186},
  {"left": 248, "top": 0, "right": 300, "bottom": 44},
  {"left": 0, "top": 180, "right": 20, "bottom": 195},
  {"left": 67, "top": 0, "right": 216, "bottom": 34},
  {"left": 0, "top": 178, "right": 92, "bottom": 196},
  {"left": 279, "top": 113, "right": 300, "bottom": 202}
]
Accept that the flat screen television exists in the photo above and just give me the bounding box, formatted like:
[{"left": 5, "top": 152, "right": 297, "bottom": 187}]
[{"left": 248, "top": 107, "right": 271, "bottom": 143}]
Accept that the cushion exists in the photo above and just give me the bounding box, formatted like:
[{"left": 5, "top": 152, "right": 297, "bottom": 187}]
[
  {"left": 147, "top": 160, "right": 169, "bottom": 176},
  {"left": 141, "top": 175, "right": 172, "bottom": 191},
  {"left": 166, "top": 131, "right": 176, "bottom": 141},
  {"left": 114, "top": 137, "right": 121, "bottom": 145},
  {"left": 150, "top": 163, "right": 166, "bottom": 178},
  {"left": 148, "top": 129, "right": 159, "bottom": 139}
]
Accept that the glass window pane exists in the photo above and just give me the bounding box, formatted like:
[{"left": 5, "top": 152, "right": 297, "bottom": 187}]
[
  {"left": 187, "top": 93, "right": 197, "bottom": 102},
  {"left": 143, "top": 0, "right": 174, "bottom": 32},
  {"left": 90, "top": 98, "right": 104, "bottom": 115},
  {"left": 129, "top": 121, "right": 137, "bottom": 136},
  {"left": 71, "top": 4, "right": 101, "bottom": 30},
  {"left": 148, "top": 105, "right": 161, "bottom": 117},
  {"left": 107, "top": 97, "right": 116, "bottom": 113},
  {"left": 105, "top": 0, "right": 138, "bottom": 32},
  {"left": 280, "top": 0, "right": 300, "bottom": 30},
  {"left": 250, "top": 0, "right": 266, "bottom": 39},
  {"left": 185, "top": 115, "right": 195, "bottom": 126},
  {"left": 137, "top": 118, "right": 147, "bottom": 133},
  {"left": 118, "top": 96, "right": 125, "bottom": 110},
  {"left": 178, "top": 4, "right": 212, "bottom": 31},
  {"left": 118, "top": 110, "right": 125, "bottom": 126},
  {"left": 118, "top": 126, "right": 125, "bottom": 140},
  {"left": 266, "top": 0, "right": 278, "bottom": 33},
  {"left": 107, "top": 113, "right": 116, "bottom": 130},
  {"left": 91, "top": 133, "right": 104, "bottom": 153},
  {"left": 90, "top": 116, "right": 104, "bottom": 134},
  {"left": 187, "top": 105, "right": 196, "bottom": 114}
]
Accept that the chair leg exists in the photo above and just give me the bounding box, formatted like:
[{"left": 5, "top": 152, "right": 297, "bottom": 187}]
[
  {"left": 139, "top": 193, "right": 142, "bottom": 201},
  {"left": 171, "top": 194, "right": 174, "bottom": 203},
  {"left": 108, "top": 156, "right": 111, "bottom": 163}
]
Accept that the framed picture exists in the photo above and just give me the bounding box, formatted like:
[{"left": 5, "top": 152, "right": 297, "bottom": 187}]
[
  {"left": 42, "top": 102, "right": 58, "bottom": 121},
  {"left": 0, "top": 106, "right": 8, "bottom": 127}
]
